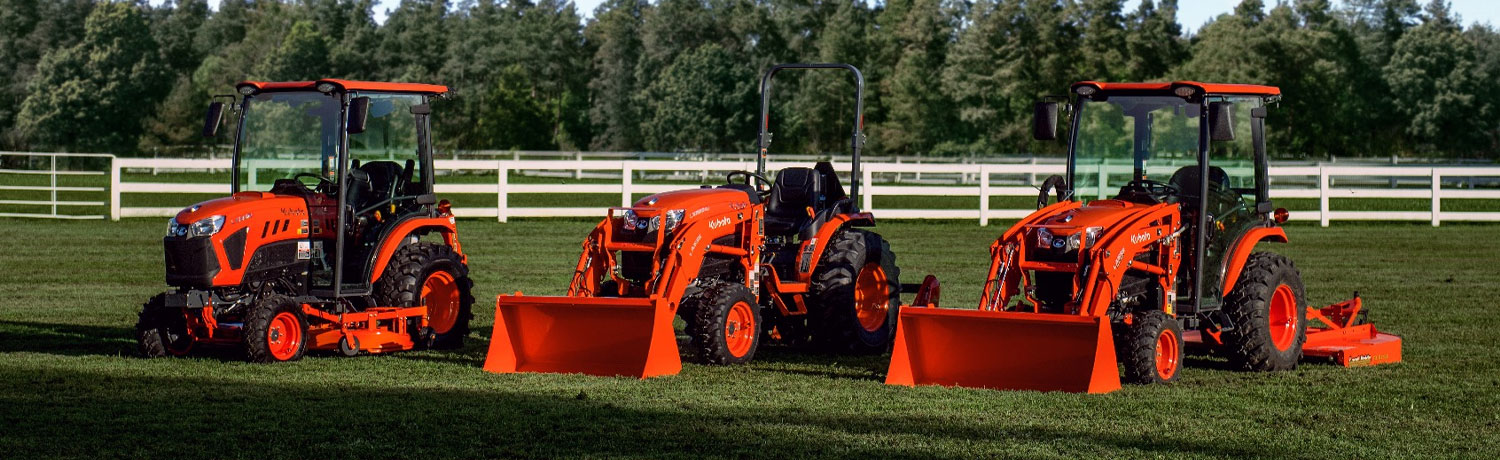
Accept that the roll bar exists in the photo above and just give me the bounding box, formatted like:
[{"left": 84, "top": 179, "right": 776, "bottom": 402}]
[{"left": 756, "top": 63, "right": 866, "bottom": 206}]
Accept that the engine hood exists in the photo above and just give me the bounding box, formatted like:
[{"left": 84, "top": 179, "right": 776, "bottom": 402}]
[
  {"left": 631, "top": 188, "right": 753, "bottom": 216},
  {"left": 1033, "top": 200, "right": 1161, "bottom": 234},
  {"left": 173, "top": 191, "right": 305, "bottom": 223}
]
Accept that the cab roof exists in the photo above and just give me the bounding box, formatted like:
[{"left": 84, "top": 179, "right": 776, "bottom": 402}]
[
  {"left": 237, "top": 79, "right": 448, "bottom": 95},
  {"left": 1072, "top": 81, "right": 1281, "bottom": 97}
]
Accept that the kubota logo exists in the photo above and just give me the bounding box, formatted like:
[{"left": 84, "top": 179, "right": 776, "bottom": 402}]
[
  {"left": 1130, "top": 232, "right": 1151, "bottom": 245},
  {"left": 708, "top": 217, "right": 732, "bottom": 229}
]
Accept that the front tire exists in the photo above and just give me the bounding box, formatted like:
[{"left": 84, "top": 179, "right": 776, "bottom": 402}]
[
  {"left": 136, "top": 293, "right": 194, "bottom": 358},
  {"left": 809, "top": 228, "right": 901, "bottom": 354},
  {"left": 1222, "top": 252, "right": 1307, "bottom": 371},
  {"left": 683, "top": 282, "right": 761, "bottom": 365},
  {"left": 376, "top": 242, "right": 475, "bottom": 349},
  {"left": 1121, "top": 310, "right": 1184, "bottom": 385},
  {"left": 243, "top": 295, "right": 306, "bottom": 363}
]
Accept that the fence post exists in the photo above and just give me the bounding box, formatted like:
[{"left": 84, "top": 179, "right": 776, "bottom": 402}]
[
  {"left": 1431, "top": 169, "right": 1441, "bottom": 227},
  {"left": 497, "top": 161, "right": 509, "bottom": 223},
  {"left": 109, "top": 155, "right": 121, "bottom": 221},
  {"left": 979, "top": 165, "right": 992, "bottom": 227},
  {"left": 1319, "top": 167, "right": 1330, "bottom": 227},
  {"left": 861, "top": 168, "right": 874, "bottom": 212},
  {"left": 621, "top": 162, "right": 633, "bottom": 207},
  {"left": 49, "top": 155, "right": 58, "bottom": 217}
]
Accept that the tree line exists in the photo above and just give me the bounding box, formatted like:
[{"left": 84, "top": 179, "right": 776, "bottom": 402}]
[{"left": 1, "top": 0, "right": 1497, "bottom": 159}]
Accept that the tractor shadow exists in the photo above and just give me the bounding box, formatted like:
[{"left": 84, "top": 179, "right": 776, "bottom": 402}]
[
  {"left": 0, "top": 321, "right": 138, "bottom": 357},
  {"left": 0, "top": 366, "right": 1291, "bottom": 459}
]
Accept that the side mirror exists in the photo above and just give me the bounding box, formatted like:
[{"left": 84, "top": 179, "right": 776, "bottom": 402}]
[
  {"left": 1033, "top": 102, "right": 1059, "bottom": 141},
  {"left": 347, "top": 96, "right": 370, "bottom": 134},
  {"left": 415, "top": 193, "right": 437, "bottom": 205},
  {"left": 202, "top": 102, "right": 225, "bottom": 138},
  {"left": 1209, "top": 101, "right": 1235, "bottom": 141}
]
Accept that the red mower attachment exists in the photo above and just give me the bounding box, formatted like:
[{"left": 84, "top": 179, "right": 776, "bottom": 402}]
[{"left": 1302, "top": 295, "right": 1402, "bottom": 366}]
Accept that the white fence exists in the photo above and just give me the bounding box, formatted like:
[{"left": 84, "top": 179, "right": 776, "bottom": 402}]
[
  {"left": 80, "top": 157, "right": 1500, "bottom": 226},
  {"left": 4, "top": 154, "right": 1498, "bottom": 225},
  {"left": 0, "top": 152, "right": 111, "bottom": 219}
]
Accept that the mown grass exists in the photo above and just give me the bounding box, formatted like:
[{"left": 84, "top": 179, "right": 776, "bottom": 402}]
[{"left": 0, "top": 217, "right": 1497, "bottom": 458}]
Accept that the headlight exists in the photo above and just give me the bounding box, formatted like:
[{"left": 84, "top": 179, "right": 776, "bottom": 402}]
[
  {"left": 190, "top": 215, "right": 226, "bottom": 237},
  {"left": 1036, "top": 227, "right": 1054, "bottom": 248},
  {"left": 615, "top": 209, "right": 643, "bottom": 231},
  {"left": 169, "top": 215, "right": 225, "bottom": 238},
  {"left": 1080, "top": 226, "right": 1103, "bottom": 249},
  {"left": 659, "top": 209, "right": 685, "bottom": 233}
]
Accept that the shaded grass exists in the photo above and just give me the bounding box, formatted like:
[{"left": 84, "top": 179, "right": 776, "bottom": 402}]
[{"left": 0, "top": 218, "right": 1498, "bottom": 458}]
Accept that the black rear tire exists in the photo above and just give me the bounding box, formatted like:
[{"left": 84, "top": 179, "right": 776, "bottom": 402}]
[
  {"left": 1222, "top": 252, "right": 1307, "bottom": 371},
  {"left": 683, "top": 282, "right": 761, "bottom": 365},
  {"left": 375, "top": 242, "right": 475, "bottom": 349},
  {"left": 136, "top": 293, "right": 194, "bottom": 358},
  {"left": 1121, "top": 310, "right": 1184, "bottom": 385},
  {"left": 809, "top": 228, "right": 901, "bottom": 354}
]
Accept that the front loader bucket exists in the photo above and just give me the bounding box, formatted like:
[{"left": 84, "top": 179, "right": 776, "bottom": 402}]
[
  {"left": 886, "top": 308, "right": 1121, "bottom": 393},
  {"left": 483, "top": 294, "right": 681, "bottom": 378}
]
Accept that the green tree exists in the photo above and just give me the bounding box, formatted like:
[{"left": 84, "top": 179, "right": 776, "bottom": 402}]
[
  {"left": 1383, "top": 0, "right": 1491, "bottom": 155},
  {"left": 0, "top": 0, "right": 94, "bottom": 148},
  {"left": 1124, "top": 0, "right": 1187, "bottom": 80},
  {"left": 16, "top": 2, "right": 167, "bottom": 152},
  {"left": 1073, "top": 0, "right": 1129, "bottom": 82},
  {"left": 586, "top": 0, "right": 648, "bottom": 151},
  {"left": 473, "top": 64, "right": 556, "bottom": 150},
  {"left": 641, "top": 44, "right": 756, "bottom": 152},
  {"left": 258, "top": 20, "right": 333, "bottom": 81},
  {"left": 872, "top": 0, "right": 956, "bottom": 155}
]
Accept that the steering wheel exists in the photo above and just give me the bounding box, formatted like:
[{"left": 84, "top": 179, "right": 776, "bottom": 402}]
[
  {"left": 293, "top": 172, "right": 335, "bottom": 194},
  {"left": 1036, "top": 175, "right": 1071, "bottom": 209},
  {"left": 1122, "top": 179, "right": 1180, "bottom": 202},
  {"left": 726, "top": 170, "right": 772, "bottom": 193}
]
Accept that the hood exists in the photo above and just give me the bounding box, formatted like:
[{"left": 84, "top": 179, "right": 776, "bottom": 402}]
[
  {"left": 173, "top": 191, "right": 305, "bottom": 223},
  {"left": 631, "top": 188, "right": 752, "bottom": 215},
  {"left": 1032, "top": 200, "right": 1156, "bottom": 234}
]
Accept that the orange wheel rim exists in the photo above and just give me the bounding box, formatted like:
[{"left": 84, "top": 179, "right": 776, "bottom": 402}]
[
  {"left": 267, "top": 312, "right": 302, "bottom": 361},
  {"left": 724, "top": 300, "right": 756, "bottom": 358},
  {"left": 1154, "top": 328, "right": 1179, "bottom": 380},
  {"left": 1269, "top": 284, "right": 1297, "bottom": 351},
  {"left": 422, "top": 271, "right": 459, "bottom": 334},
  {"left": 853, "top": 262, "right": 890, "bottom": 332}
]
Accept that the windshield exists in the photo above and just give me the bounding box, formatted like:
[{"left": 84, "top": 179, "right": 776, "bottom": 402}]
[
  {"left": 235, "top": 92, "right": 425, "bottom": 193},
  {"left": 1071, "top": 95, "right": 1200, "bottom": 199},
  {"left": 237, "top": 91, "right": 341, "bottom": 192}
]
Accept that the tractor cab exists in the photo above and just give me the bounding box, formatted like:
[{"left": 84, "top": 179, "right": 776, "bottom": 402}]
[
  {"left": 1034, "top": 81, "right": 1286, "bottom": 314},
  {"left": 204, "top": 79, "right": 447, "bottom": 297}
]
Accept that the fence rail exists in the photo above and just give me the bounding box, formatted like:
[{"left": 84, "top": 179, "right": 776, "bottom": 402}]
[
  {"left": 0, "top": 152, "right": 112, "bottom": 219},
  {"left": 4, "top": 154, "right": 1499, "bottom": 226}
]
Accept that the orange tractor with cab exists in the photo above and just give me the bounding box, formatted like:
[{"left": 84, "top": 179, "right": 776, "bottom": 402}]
[
  {"left": 483, "top": 64, "right": 903, "bottom": 378},
  {"left": 886, "top": 81, "right": 1402, "bottom": 393},
  {"left": 135, "top": 79, "right": 474, "bottom": 362}
]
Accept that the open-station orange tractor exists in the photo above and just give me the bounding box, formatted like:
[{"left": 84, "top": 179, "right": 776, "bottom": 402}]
[
  {"left": 135, "top": 79, "right": 474, "bottom": 362},
  {"left": 483, "top": 64, "right": 904, "bottom": 378},
  {"left": 886, "top": 81, "right": 1402, "bottom": 393}
]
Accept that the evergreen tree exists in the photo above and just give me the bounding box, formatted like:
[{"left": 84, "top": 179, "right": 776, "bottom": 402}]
[
  {"left": 586, "top": 0, "right": 648, "bottom": 151},
  {"left": 873, "top": 0, "right": 956, "bottom": 155},
  {"left": 1124, "top": 0, "right": 1186, "bottom": 80}
]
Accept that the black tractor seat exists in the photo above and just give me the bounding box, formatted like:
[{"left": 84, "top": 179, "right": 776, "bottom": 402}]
[{"left": 764, "top": 167, "right": 820, "bottom": 235}]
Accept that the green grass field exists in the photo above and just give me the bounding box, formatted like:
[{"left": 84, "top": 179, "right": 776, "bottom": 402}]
[{"left": 1, "top": 217, "right": 1497, "bottom": 458}]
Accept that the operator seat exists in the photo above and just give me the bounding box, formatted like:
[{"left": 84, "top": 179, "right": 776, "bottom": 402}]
[
  {"left": 764, "top": 167, "right": 821, "bottom": 235},
  {"left": 356, "top": 160, "right": 405, "bottom": 210},
  {"left": 1167, "top": 165, "right": 1231, "bottom": 205}
]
